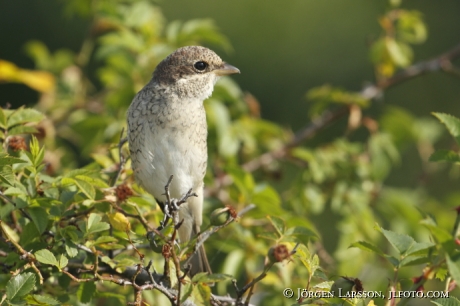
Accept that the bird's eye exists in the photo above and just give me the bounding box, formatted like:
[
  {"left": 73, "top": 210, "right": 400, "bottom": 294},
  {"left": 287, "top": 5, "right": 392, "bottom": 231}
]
[{"left": 194, "top": 61, "right": 208, "bottom": 71}]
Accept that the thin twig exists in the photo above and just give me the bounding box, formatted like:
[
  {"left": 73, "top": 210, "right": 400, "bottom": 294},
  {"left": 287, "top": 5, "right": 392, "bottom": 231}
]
[
  {"left": 0, "top": 221, "right": 44, "bottom": 284},
  {"left": 111, "top": 129, "right": 128, "bottom": 186},
  {"left": 184, "top": 204, "right": 256, "bottom": 268},
  {"left": 0, "top": 191, "right": 32, "bottom": 221}
]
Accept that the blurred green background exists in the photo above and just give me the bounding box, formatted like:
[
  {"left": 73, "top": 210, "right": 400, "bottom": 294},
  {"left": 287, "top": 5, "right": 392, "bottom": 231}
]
[{"left": 2, "top": 0, "right": 460, "bottom": 123}]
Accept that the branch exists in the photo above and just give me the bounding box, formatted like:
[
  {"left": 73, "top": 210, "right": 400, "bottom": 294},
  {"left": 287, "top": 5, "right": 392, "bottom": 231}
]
[{"left": 183, "top": 204, "right": 256, "bottom": 268}]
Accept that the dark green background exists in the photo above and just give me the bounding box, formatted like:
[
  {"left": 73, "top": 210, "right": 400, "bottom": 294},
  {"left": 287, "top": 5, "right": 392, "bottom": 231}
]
[{"left": 2, "top": 1, "right": 460, "bottom": 124}]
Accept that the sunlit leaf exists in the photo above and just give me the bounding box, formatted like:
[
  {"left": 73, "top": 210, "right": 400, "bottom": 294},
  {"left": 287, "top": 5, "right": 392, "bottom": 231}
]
[
  {"left": 6, "top": 272, "right": 36, "bottom": 301},
  {"left": 433, "top": 112, "right": 460, "bottom": 145},
  {"left": 35, "top": 249, "right": 58, "bottom": 267}
]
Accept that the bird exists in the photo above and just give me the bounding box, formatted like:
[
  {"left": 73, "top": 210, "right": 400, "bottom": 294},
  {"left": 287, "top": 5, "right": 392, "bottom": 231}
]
[{"left": 127, "top": 46, "right": 240, "bottom": 275}]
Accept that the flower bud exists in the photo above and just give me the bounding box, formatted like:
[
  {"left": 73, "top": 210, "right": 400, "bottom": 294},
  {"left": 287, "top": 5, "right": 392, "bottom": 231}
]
[{"left": 210, "top": 207, "right": 231, "bottom": 226}]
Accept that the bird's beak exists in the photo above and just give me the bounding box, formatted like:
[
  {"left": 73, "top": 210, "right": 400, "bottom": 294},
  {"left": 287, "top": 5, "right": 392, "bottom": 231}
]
[{"left": 214, "top": 63, "right": 240, "bottom": 76}]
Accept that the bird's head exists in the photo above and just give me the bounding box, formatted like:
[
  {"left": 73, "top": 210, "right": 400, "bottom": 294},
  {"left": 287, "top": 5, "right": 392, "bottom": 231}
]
[{"left": 153, "top": 46, "right": 240, "bottom": 99}]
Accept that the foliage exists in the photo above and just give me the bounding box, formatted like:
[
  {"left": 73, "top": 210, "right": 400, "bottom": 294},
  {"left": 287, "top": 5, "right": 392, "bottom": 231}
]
[{"left": 0, "top": 0, "right": 459, "bottom": 305}]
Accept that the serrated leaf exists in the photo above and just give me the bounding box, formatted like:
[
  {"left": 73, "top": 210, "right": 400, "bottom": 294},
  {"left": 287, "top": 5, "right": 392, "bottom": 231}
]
[
  {"left": 421, "top": 219, "right": 453, "bottom": 243},
  {"left": 75, "top": 175, "right": 109, "bottom": 188},
  {"left": 7, "top": 108, "right": 44, "bottom": 128},
  {"left": 379, "top": 227, "right": 415, "bottom": 255},
  {"left": 192, "top": 273, "right": 232, "bottom": 283},
  {"left": 399, "top": 255, "right": 429, "bottom": 267},
  {"left": 35, "top": 249, "right": 58, "bottom": 267},
  {"left": 0, "top": 156, "right": 27, "bottom": 166},
  {"left": 4, "top": 187, "right": 27, "bottom": 196},
  {"left": 6, "top": 272, "right": 36, "bottom": 301},
  {"left": 58, "top": 254, "right": 68, "bottom": 270},
  {"left": 65, "top": 243, "right": 79, "bottom": 258},
  {"left": 8, "top": 125, "right": 38, "bottom": 136},
  {"left": 87, "top": 213, "right": 110, "bottom": 236},
  {"left": 29, "top": 294, "right": 60, "bottom": 305},
  {"left": 267, "top": 215, "right": 285, "bottom": 237},
  {"left": 94, "top": 236, "right": 118, "bottom": 245},
  {"left": 74, "top": 178, "right": 96, "bottom": 199},
  {"left": 0, "top": 165, "right": 15, "bottom": 186},
  {"left": 27, "top": 206, "right": 48, "bottom": 234},
  {"left": 63, "top": 168, "right": 94, "bottom": 178},
  {"left": 405, "top": 241, "right": 435, "bottom": 256},
  {"left": 433, "top": 112, "right": 460, "bottom": 144},
  {"left": 349, "top": 241, "right": 384, "bottom": 255},
  {"left": 429, "top": 150, "right": 460, "bottom": 163}
]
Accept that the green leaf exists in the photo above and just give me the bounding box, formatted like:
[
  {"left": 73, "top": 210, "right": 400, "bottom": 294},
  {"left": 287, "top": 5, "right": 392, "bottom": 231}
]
[
  {"left": 349, "top": 241, "right": 384, "bottom": 255},
  {"left": 180, "top": 282, "right": 194, "bottom": 303},
  {"left": 192, "top": 282, "right": 212, "bottom": 305},
  {"left": 74, "top": 178, "right": 96, "bottom": 199},
  {"left": 446, "top": 254, "right": 460, "bottom": 286},
  {"left": 0, "top": 156, "right": 27, "bottom": 166},
  {"left": 27, "top": 294, "right": 61, "bottom": 305},
  {"left": 433, "top": 112, "right": 460, "bottom": 144},
  {"left": 75, "top": 175, "right": 109, "bottom": 188},
  {"left": 251, "top": 184, "right": 283, "bottom": 216},
  {"left": 7, "top": 108, "right": 44, "bottom": 128},
  {"left": 87, "top": 213, "right": 110, "bottom": 236},
  {"left": 6, "top": 272, "right": 36, "bottom": 301},
  {"left": 285, "top": 226, "right": 317, "bottom": 244},
  {"left": 379, "top": 227, "right": 415, "bottom": 255},
  {"left": 0, "top": 165, "right": 15, "bottom": 186},
  {"left": 405, "top": 241, "right": 435, "bottom": 256},
  {"left": 63, "top": 168, "right": 95, "bottom": 178},
  {"left": 58, "top": 254, "right": 68, "bottom": 270},
  {"left": 432, "top": 297, "right": 460, "bottom": 306},
  {"left": 399, "top": 255, "right": 429, "bottom": 267},
  {"left": 0, "top": 107, "right": 7, "bottom": 129},
  {"left": 267, "top": 215, "right": 285, "bottom": 237},
  {"left": 8, "top": 125, "right": 38, "bottom": 136},
  {"left": 429, "top": 150, "right": 460, "bottom": 163},
  {"left": 385, "top": 38, "right": 412, "bottom": 67},
  {"left": 27, "top": 206, "right": 49, "bottom": 235},
  {"left": 65, "top": 243, "right": 79, "bottom": 258},
  {"left": 35, "top": 249, "right": 58, "bottom": 267},
  {"left": 421, "top": 218, "right": 453, "bottom": 243},
  {"left": 192, "top": 273, "right": 232, "bottom": 283},
  {"left": 293, "top": 244, "right": 311, "bottom": 272},
  {"left": 77, "top": 280, "right": 96, "bottom": 304}
]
